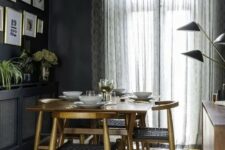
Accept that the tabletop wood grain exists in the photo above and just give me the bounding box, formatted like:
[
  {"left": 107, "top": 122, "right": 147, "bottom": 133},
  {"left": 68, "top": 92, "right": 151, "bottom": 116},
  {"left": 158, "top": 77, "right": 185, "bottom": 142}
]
[{"left": 27, "top": 99, "right": 152, "bottom": 113}]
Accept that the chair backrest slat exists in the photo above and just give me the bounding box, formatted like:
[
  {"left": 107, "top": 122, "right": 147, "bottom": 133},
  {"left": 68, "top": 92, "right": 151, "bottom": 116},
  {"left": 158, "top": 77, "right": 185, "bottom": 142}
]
[{"left": 152, "top": 101, "right": 178, "bottom": 111}]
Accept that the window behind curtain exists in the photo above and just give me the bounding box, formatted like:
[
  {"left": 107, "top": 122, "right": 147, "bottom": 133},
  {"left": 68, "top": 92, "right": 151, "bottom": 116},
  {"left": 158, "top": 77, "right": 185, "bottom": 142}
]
[
  {"left": 104, "top": 0, "right": 211, "bottom": 147},
  {"left": 104, "top": 0, "right": 160, "bottom": 94}
]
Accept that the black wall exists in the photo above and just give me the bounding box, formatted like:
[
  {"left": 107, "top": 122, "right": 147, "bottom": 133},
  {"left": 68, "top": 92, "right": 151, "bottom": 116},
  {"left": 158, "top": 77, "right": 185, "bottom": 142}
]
[
  {"left": 0, "top": 0, "right": 49, "bottom": 60},
  {"left": 48, "top": 0, "right": 92, "bottom": 93}
]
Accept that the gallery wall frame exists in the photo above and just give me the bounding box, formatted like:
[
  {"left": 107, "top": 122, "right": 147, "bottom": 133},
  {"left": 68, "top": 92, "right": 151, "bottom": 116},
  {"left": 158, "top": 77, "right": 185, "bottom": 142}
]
[
  {"left": 21, "top": 0, "right": 31, "bottom": 5},
  {"left": 4, "top": 7, "right": 22, "bottom": 46},
  {"left": 37, "top": 18, "right": 43, "bottom": 34},
  {"left": 10, "top": 0, "right": 17, "bottom": 2},
  {"left": 0, "top": 6, "right": 4, "bottom": 31},
  {"left": 23, "top": 10, "right": 37, "bottom": 37},
  {"left": 33, "top": 0, "right": 44, "bottom": 11}
]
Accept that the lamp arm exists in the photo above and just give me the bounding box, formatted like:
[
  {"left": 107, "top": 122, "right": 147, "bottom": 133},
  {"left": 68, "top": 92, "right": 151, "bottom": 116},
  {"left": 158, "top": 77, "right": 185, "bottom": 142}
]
[
  {"left": 198, "top": 25, "right": 225, "bottom": 63},
  {"left": 202, "top": 53, "right": 225, "bottom": 69}
]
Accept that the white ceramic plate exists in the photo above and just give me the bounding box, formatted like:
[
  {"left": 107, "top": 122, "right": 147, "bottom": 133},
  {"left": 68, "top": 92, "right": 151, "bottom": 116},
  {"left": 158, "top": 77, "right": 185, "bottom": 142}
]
[
  {"left": 59, "top": 95, "right": 79, "bottom": 100},
  {"left": 130, "top": 97, "right": 153, "bottom": 101}
]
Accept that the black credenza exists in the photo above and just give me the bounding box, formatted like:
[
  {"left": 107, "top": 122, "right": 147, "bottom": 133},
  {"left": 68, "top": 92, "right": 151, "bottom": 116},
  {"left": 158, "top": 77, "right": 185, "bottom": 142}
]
[{"left": 0, "top": 82, "right": 58, "bottom": 150}]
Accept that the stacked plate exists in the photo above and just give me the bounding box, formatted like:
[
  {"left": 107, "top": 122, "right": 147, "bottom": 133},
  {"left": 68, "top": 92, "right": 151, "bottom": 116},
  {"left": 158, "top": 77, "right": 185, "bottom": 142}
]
[
  {"left": 76, "top": 95, "right": 104, "bottom": 108},
  {"left": 59, "top": 91, "right": 82, "bottom": 101},
  {"left": 130, "top": 92, "right": 153, "bottom": 102}
]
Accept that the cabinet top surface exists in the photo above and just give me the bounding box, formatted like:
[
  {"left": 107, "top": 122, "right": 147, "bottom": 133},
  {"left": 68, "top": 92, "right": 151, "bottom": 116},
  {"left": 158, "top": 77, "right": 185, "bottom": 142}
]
[{"left": 203, "top": 101, "right": 225, "bottom": 126}]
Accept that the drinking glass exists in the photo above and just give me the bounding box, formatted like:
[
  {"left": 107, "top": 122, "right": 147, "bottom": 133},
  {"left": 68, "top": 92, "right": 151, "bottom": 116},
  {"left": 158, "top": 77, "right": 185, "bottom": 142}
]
[
  {"left": 98, "top": 79, "right": 114, "bottom": 101},
  {"left": 86, "top": 90, "right": 96, "bottom": 96}
]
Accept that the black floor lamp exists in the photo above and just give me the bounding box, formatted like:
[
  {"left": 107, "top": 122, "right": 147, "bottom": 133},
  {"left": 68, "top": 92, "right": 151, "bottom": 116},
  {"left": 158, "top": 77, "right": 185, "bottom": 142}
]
[{"left": 177, "top": 21, "right": 225, "bottom": 67}]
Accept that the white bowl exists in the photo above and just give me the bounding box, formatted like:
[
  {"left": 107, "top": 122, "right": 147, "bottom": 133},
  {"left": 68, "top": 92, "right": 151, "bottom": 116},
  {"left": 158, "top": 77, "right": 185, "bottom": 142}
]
[
  {"left": 133, "top": 92, "right": 152, "bottom": 98},
  {"left": 79, "top": 95, "right": 102, "bottom": 105},
  {"left": 113, "top": 89, "right": 125, "bottom": 93},
  {"left": 63, "top": 91, "right": 82, "bottom": 98}
]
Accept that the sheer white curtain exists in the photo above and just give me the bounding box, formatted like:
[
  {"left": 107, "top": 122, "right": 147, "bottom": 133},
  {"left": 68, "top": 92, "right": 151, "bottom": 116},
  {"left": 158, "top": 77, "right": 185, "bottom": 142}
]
[
  {"left": 160, "top": 0, "right": 211, "bottom": 146},
  {"left": 104, "top": 0, "right": 212, "bottom": 147},
  {"left": 104, "top": 0, "right": 160, "bottom": 94}
]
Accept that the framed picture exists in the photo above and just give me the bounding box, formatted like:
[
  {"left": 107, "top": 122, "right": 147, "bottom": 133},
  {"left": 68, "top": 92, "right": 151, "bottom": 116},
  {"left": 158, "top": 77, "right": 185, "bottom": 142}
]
[
  {"left": 23, "top": 11, "right": 37, "bottom": 37},
  {"left": 0, "top": 6, "right": 4, "bottom": 31},
  {"left": 37, "top": 19, "right": 43, "bottom": 34},
  {"left": 33, "top": 0, "right": 44, "bottom": 11},
  {"left": 21, "top": 0, "right": 31, "bottom": 5},
  {"left": 4, "top": 7, "right": 22, "bottom": 46}
]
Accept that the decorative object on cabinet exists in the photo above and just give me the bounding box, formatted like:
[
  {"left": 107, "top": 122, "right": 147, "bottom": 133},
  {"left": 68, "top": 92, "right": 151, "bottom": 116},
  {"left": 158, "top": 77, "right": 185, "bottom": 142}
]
[
  {"left": 21, "top": 0, "right": 31, "bottom": 5},
  {"left": 0, "top": 6, "right": 4, "bottom": 31},
  {"left": 0, "top": 60, "right": 22, "bottom": 89},
  {"left": 23, "top": 11, "right": 37, "bottom": 37},
  {"left": 33, "top": 0, "right": 44, "bottom": 11},
  {"left": 12, "top": 49, "right": 34, "bottom": 82},
  {"left": 4, "top": 7, "right": 22, "bottom": 46},
  {"left": 33, "top": 49, "right": 58, "bottom": 81},
  {"left": 37, "top": 18, "right": 43, "bottom": 34}
]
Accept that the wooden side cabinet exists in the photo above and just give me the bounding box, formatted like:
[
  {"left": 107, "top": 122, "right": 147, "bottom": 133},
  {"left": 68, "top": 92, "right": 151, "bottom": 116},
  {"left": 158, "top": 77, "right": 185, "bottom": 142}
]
[{"left": 203, "top": 101, "right": 225, "bottom": 150}]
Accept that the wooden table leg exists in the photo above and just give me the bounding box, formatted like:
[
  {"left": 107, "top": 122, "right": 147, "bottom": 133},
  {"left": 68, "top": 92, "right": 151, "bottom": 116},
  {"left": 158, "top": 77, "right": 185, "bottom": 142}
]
[
  {"left": 49, "top": 117, "right": 58, "bottom": 150},
  {"left": 126, "top": 113, "right": 136, "bottom": 150},
  {"left": 34, "top": 111, "right": 43, "bottom": 150}
]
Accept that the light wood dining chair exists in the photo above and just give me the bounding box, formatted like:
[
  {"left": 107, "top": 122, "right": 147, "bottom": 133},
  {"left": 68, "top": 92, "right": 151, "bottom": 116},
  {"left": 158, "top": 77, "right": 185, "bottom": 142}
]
[
  {"left": 49, "top": 111, "right": 117, "bottom": 150},
  {"left": 133, "top": 101, "right": 179, "bottom": 150}
]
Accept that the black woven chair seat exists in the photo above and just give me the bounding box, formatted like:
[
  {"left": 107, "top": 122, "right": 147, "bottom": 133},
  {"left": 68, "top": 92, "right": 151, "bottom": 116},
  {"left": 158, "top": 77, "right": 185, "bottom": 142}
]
[
  {"left": 58, "top": 142, "right": 117, "bottom": 150},
  {"left": 133, "top": 128, "right": 169, "bottom": 140},
  {"left": 107, "top": 119, "right": 125, "bottom": 128}
]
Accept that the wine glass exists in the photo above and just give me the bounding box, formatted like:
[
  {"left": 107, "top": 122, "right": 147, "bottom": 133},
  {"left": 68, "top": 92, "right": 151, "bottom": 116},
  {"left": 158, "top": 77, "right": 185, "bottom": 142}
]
[{"left": 98, "top": 79, "right": 114, "bottom": 101}]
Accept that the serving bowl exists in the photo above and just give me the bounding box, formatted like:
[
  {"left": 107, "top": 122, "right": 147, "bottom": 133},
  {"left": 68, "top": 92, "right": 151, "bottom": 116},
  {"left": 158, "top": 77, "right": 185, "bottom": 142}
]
[
  {"left": 63, "top": 91, "right": 82, "bottom": 98},
  {"left": 79, "top": 95, "right": 102, "bottom": 105},
  {"left": 133, "top": 92, "right": 152, "bottom": 98}
]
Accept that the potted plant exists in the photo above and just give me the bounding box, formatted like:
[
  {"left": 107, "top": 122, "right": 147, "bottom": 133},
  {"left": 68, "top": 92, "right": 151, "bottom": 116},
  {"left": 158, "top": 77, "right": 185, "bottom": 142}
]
[
  {"left": 14, "top": 49, "right": 34, "bottom": 82},
  {"left": 33, "top": 49, "right": 58, "bottom": 81},
  {"left": 0, "top": 60, "right": 23, "bottom": 89}
]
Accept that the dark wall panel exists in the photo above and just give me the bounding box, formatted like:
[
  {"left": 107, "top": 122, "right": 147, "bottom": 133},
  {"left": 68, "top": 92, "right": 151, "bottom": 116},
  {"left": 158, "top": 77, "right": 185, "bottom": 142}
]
[
  {"left": 0, "top": 0, "right": 49, "bottom": 60},
  {"left": 22, "top": 96, "right": 37, "bottom": 140},
  {"left": 0, "top": 99, "right": 17, "bottom": 149},
  {"left": 48, "top": 0, "right": 92, "bottom": 93}
]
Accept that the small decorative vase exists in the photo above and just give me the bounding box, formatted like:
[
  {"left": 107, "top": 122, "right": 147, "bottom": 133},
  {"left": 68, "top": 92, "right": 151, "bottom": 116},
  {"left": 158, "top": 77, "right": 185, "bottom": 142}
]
[
  {"left": 23, "top": 73, "right": 31, "bottom": 82},
  {"left": 41, "top": 64, "right": 50, "bottom": 81}
]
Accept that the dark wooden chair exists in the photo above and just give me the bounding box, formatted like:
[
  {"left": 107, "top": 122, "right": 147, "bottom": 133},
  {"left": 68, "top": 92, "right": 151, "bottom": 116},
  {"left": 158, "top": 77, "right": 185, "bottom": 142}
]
[
  {"left": 48, "top": 111, "right": 118, "bottom": 150},
  {"left": 133, "top": 101, "right": 179, "bottom": 150}
]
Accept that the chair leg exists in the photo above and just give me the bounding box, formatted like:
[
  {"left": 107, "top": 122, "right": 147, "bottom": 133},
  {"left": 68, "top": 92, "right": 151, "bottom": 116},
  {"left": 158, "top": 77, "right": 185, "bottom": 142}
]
[
  {"left": 34, "top": 111, "right": 43, "bottom": 150},
  {"left": 49, "top": 117, "right": 58, "bottom": 150},
  {"left": 103, "top": 118, "right": 111, "bottom": 150},
  {"left": 79, "top": 134, "right": 85, "bottom": 144},
  {"left": 58, "top": 119, "right": 67, "bottom": 146},
  {"left": 135, "top": 141, "right": 139, "bottom": 150},
  {"left": 168, "top": 109, "right": 175, "bottom": 150}
]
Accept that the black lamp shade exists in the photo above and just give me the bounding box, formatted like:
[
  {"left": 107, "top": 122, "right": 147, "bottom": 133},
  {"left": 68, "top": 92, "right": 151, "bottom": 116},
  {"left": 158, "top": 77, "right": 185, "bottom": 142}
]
[
  {"left": 177, "top": 21, "right": 200, "bottom": 31},
  {"left": 214, "top": 33, "right": 225, "bottom": 45},
  {"left": 182, "top": 50, "right": 204, "bottom": 62}
]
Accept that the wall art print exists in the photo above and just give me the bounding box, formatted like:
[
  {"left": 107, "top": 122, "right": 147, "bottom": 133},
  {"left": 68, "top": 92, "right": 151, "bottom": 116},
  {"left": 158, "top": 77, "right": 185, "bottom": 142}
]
[
  {"left": 4, "top": 7, "right": 22, "bottom": 46},
  {"left": 21, "top": 0, "right": 31, "bottom": 5},
  {"left": 33, "top": 0, "right": 44, "bottom": 11},
  {"left": 37, "top": 18, "right": 43, "bottom": 34},
  {"left": 23, "top": 11, "right": 37, "bottom": 37}
]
